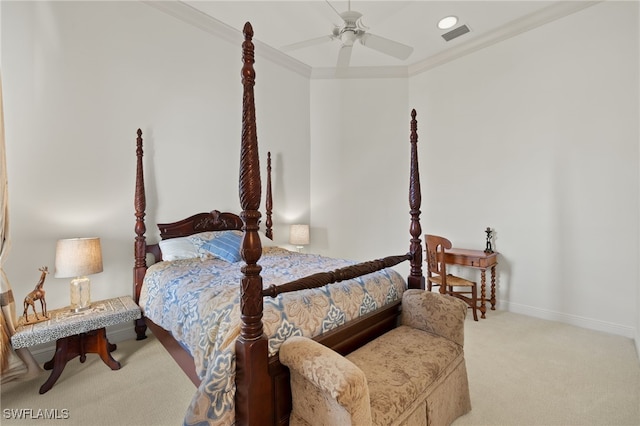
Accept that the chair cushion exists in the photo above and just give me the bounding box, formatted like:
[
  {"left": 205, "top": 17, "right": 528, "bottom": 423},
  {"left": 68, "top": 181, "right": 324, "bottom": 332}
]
[{"left": 346, "top": 325, "right": 464, "bottom": 426}]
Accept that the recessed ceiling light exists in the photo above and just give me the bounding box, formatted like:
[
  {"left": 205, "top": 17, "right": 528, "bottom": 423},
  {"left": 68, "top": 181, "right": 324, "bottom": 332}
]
[{"left": 437, "top": 16, "right": 458, "bottom": 30}]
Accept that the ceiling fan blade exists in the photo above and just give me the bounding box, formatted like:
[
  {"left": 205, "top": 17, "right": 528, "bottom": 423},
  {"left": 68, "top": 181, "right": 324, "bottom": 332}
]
[
  {"left": 281, "top": 35, "right": 334, "bottom": 52},
  {"left": 336, "top": 44, "right": 353, "bottom": 68},
  {"left": 359, "top": 33, "right": 413, "bottom": 60}
]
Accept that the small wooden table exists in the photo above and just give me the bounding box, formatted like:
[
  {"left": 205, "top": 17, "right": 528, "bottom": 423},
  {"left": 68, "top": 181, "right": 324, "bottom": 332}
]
[
  {"left": 11, "top": 296, "right": 141, "bottom": 394},
  {"left": 444, "top": 249, "right": 499, "bottom": 319}
]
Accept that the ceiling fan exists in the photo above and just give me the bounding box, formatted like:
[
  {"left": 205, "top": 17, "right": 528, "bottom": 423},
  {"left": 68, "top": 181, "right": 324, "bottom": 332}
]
[{"left": 281, "top": 0, "right": 414, "bottom": 69}]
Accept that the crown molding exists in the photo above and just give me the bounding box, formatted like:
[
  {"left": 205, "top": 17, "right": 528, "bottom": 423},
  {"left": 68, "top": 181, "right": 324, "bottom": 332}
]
[
  {"left": 142, "top": 1, "right": 312, "bottom": 78},
  {"left": 143, "top": 0, "right": 600, "bottom": 80}
]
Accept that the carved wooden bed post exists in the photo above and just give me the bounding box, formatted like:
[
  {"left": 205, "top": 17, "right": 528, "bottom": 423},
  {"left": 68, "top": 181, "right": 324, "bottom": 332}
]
[
  {"left": 265, "top": 152, "right": 273, "bottom": 240},
  {"left": 235, "top": 22, "right": 272, "bottom": 426},
  {"left": 133, "top": 128, "right": 148, "bottom": 339},
  {"left": 407, "top": 109, "right": 425, "bottom": 290}
]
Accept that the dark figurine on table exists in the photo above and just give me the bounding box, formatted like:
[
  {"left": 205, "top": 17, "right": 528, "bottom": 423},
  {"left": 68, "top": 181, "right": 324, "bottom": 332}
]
[{"left": 484, "top": 227, "right": 494, "bottom": 254}]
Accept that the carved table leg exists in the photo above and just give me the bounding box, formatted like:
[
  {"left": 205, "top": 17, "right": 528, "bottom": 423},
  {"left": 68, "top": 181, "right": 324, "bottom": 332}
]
[
  {"left": 490, "top": 265, "right": 497, "bottom": 310},
  {"left": 480, "top": 269, "right": 487, "bottom": 319},
  {"left": 40, "top": 328, "right": 120, "bottom": 394},
  {"left": 40, "top": 337, "right": 70, "bottom": 394}
]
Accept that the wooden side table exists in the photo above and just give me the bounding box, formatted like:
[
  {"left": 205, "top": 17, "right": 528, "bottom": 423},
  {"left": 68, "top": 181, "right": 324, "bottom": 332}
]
[
  {"left": 11, "top": 296, "right": 141, "bottom": 394},
  {"left": 444, "top": 249, "right": 499, "bottom": 319}
]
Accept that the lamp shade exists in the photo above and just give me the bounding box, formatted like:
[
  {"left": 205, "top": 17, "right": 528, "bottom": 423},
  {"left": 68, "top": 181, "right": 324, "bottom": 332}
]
[
  {"left": 289, "top": 224, "right": 310, "bottom": 246},
  {"left": 55, "top": 238, "right": 103, "bottom": 278}
]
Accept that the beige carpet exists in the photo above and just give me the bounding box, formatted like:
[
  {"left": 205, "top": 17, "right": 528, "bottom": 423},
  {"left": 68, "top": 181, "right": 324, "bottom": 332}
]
[
  {"left": 0, "top": 334, "right": 195, "bottom": 426},
  {"left": 1, "top": 311, "right": 639, "bottom": 425},
  {"left": 454, "top": 310, "right": 640, "bottom": 426}
]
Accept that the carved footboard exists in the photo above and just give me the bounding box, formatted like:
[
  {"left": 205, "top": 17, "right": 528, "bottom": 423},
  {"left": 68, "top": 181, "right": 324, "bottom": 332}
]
[{"left": 263, "top": 254, "right": 413, "bottom": 425}]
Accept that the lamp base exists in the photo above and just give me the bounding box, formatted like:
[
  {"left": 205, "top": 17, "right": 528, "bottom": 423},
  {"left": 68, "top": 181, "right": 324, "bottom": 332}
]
[
  {"left": 70, "top": 305, "right": 91, "bottom": 314},
  {"left": 70, "top": 276, "right": 91, "bottom": 313}
]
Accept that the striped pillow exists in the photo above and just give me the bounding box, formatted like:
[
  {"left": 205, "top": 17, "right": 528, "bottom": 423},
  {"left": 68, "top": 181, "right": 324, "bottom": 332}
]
[{"left": 202, "top": 231, "right": 242, "bottom": 263}]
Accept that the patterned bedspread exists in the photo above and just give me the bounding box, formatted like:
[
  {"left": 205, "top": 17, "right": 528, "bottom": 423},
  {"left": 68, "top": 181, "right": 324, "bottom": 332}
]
[{"left": 140, "top": 247, "right": 407, "bottom": 425}]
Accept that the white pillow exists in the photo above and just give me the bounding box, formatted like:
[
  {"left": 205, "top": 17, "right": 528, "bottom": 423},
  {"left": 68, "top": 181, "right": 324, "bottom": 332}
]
[
  {"left": 158, "top": 237, "right": 199, "bottom": 261},
  {"left": 159, "top": 230, "right": 276, "bottom": 261}
]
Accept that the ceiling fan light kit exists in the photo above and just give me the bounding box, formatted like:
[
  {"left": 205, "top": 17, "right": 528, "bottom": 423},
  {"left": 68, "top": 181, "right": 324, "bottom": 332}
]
[{"left": 340, "top": 30, "right": 358, "bottom": 46}]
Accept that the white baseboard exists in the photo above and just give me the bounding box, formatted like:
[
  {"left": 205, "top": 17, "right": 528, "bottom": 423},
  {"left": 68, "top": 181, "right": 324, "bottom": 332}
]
[
  {"left": 29, "top": 322, "right": 139, "bottom": 364},
  {"left": 500, "top": 299, "right": 636, "bottom": 339}
]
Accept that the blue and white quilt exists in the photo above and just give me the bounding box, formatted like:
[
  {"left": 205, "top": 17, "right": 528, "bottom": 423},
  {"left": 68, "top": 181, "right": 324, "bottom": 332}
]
[{"left": 140, "top": 246, "right": 407, "bottom": 425}]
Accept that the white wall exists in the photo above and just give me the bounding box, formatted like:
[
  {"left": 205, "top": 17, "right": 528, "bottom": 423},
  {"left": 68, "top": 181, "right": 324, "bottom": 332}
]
[
  {"left": 408, "top": 1, "right": 639, "bottom": 337},
  {"left": 309, "top": 78, "right": 411, "bottom": 271},
  {"left": 2, "top": 1, "right": 310, "bottom": 315}
]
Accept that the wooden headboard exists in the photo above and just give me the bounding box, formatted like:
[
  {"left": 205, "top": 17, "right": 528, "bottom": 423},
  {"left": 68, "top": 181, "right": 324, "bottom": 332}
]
[
  {"left": 158, "top": 210, "right": 244, "bottom": 239},
  {"left": 143, "top": 210, "right": 244, "bottom": 263}
]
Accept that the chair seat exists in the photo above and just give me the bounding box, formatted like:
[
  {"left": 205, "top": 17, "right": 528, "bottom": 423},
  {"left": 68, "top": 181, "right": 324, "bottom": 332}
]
[
  {"left": 428, "top": 274, "right": 475, "bottom": 287},
  {"left": 445, "top": 274, "right": 475, "bottom": 287}
]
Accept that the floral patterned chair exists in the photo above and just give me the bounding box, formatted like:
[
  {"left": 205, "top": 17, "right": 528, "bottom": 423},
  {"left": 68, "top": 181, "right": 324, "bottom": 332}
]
[{"left": 280, "top": 289, "right": 471, "bottom": 426}]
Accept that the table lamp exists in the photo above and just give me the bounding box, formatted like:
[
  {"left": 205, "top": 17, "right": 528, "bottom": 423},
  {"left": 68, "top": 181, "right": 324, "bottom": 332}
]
[
  {"left": 54, "top": 237, "right": 103, "bottom": 312},
  {"left": 289, "top": 224, "right": 310, "bottom": 252}
]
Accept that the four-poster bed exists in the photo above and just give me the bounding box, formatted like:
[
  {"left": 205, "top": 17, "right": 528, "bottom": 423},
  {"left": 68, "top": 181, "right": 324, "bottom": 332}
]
[{"left": 133, "top": 23, "right": 425, "bottom": 426}]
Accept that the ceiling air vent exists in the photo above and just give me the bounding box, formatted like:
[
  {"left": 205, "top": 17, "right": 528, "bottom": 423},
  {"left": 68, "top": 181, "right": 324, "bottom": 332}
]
[{"left": 442, "top": 25, "right": 470, "bottom": 42}]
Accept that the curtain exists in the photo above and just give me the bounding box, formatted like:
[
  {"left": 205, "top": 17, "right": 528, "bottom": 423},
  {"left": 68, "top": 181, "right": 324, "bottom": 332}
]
[{"left": 0, "top": 70, "right": 41, "bottom": 382}]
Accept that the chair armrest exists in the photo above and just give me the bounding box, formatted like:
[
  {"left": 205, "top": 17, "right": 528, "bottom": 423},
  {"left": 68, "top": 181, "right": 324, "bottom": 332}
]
[
  {"left": 400, "top": 289, "right": 467, "bottom": 346},
  {"left": 280, "top": 336, "right": 372, "bottom": 425}
]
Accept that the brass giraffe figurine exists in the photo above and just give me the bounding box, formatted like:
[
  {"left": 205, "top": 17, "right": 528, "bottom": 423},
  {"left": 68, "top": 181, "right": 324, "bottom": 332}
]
[{"left": 23, "top": 266, "right": 49, "bottom": 322}]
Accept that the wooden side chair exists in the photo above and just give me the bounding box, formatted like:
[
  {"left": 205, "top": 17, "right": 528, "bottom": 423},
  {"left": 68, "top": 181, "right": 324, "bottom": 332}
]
[{"left": 425, "top": 234, "right": 479, "bottom": 321}]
